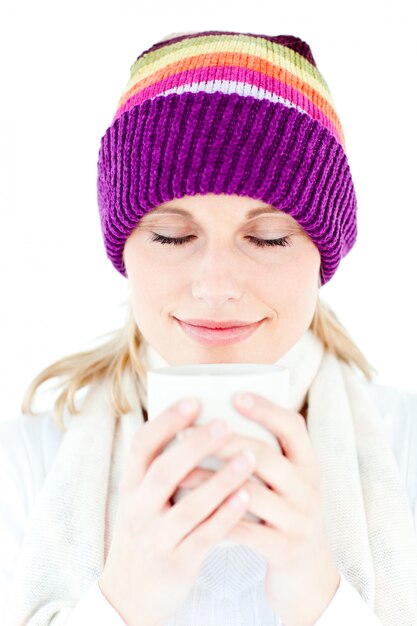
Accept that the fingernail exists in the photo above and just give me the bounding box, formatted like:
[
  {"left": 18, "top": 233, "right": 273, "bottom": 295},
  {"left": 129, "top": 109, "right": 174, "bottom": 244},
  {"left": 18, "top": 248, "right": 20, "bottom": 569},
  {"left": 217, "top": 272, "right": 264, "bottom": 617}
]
[
  {"left": 210, "top": 419, "right": 230, "bottom": 438},
  {"left": 178, "top": 398, "right": 199, "bottom": 414},
  {"left": 236, "top": 393, "right": 255, "bottom": 408},
  {"left": 229, "top": 488, "right": 249, "bottom": 509},
  {"left": 232, "top": 449, "right": 257, "bottom": 472}
]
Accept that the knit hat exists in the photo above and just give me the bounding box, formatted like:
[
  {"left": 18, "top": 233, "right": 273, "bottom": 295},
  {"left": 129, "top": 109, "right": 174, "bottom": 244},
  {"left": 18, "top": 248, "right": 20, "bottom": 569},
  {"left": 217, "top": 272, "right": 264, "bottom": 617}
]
[{"left": 97, "top": 30, "right": 358, "bottom": 286}]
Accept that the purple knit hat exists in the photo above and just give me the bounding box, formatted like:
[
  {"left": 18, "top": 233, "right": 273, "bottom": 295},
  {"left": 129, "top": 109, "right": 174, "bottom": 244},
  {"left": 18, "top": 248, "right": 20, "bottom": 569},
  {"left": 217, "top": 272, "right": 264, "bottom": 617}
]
[{"left": 97, "top": 30, "right": 357, "bottom": 286}]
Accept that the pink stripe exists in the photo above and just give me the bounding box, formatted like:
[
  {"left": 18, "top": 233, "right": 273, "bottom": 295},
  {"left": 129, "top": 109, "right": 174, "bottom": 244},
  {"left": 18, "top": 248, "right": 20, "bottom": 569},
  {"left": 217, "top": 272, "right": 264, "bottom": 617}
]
[{"left": 113, "top": 65, "right": 341, "bottom": 143}]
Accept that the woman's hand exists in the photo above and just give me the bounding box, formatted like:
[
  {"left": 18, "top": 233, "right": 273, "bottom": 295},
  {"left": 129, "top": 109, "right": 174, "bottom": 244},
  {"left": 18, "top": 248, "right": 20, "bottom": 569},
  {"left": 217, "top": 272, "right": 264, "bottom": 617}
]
[
  {"left": 179, "top": 392, "right": 341, "bottom": 626},
  {"left": 98, "top": 397, "right": 256, "bottom": 626}
]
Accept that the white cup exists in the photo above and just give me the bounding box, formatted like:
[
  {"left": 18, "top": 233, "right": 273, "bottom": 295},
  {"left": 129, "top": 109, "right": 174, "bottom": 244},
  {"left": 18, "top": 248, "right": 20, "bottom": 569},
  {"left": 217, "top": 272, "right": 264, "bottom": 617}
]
[{"left": 147, "top": 363, "right": 289, "bottom": 546}]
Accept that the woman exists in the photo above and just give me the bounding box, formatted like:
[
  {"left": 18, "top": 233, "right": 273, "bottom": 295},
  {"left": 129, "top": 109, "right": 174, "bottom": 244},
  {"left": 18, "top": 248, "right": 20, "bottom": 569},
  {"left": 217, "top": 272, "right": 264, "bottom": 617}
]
[{"left": 1, "top": 30, "right": 417, "bottom": 626}]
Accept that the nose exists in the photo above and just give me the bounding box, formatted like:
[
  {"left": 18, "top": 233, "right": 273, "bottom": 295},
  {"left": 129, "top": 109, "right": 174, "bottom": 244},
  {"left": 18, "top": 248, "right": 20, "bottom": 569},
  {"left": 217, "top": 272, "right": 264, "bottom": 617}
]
[{"left": 191, "top": 240, "right": 244, "bottom": 307}]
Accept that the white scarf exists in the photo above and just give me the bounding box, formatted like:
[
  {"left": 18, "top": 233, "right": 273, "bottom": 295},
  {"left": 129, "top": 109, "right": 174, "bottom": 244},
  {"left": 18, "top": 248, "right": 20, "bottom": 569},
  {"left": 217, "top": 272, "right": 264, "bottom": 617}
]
[{"left": 6, "top": 329, "right": 417, "bottom": 625}]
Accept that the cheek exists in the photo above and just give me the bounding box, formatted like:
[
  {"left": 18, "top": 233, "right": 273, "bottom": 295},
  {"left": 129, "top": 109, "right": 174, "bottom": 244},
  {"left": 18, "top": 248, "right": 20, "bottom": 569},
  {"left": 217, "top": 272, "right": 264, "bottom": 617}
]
[
  {"left": 278, "top": 252, "right": 318, "bottom": 284},
  {"left": 268, "top": 246, "right": 319, "bottom": 307},
  {"left": 127, "top": 255, "right": 181, "bottom": 324},
  {"left": 291, "top": 241, "right": 320, "bottom": 283}
]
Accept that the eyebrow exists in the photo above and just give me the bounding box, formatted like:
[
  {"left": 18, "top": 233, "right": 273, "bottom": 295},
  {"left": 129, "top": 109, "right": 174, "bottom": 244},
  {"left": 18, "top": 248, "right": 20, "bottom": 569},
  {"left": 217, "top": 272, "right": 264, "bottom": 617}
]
[{"left": 143, "top": 207, "right": 287, "bottom": 220}]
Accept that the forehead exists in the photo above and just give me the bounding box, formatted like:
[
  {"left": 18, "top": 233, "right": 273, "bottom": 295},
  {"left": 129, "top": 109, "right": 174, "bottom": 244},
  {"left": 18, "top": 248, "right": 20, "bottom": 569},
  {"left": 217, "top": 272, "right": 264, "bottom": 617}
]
[
  {"left": 147, "top": 206, "right": 280, "bottom": 218},
  {"left": 141, "top": 197, "right": 296, "bottom": 223}
]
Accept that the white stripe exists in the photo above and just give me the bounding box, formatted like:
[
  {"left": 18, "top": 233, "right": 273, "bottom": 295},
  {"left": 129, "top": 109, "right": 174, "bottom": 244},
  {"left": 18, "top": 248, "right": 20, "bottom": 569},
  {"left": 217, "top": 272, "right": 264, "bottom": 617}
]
[{"left": 151, "top": 79, "right": 308, "bottom": 115}]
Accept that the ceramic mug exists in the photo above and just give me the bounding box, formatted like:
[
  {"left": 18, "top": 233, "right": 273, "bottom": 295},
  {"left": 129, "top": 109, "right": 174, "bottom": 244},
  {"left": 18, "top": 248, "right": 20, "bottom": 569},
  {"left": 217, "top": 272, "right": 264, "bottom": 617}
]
[{"left": 147, "top": 363, "right": 289, "bottom": 546}]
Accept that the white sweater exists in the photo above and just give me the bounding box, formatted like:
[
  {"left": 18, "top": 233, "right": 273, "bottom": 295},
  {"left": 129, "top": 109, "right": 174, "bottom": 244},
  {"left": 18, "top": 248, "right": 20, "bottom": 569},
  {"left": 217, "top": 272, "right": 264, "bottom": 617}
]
[{"left": 0, "top": 382, "right": 416, "bottom": 625}]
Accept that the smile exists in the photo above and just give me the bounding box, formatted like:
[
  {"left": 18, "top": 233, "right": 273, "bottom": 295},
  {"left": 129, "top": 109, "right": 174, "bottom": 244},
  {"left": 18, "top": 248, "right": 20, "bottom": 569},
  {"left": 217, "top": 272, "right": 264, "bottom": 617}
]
[{"left": 174, "top": 318, "right": 265, "bottom": 346}]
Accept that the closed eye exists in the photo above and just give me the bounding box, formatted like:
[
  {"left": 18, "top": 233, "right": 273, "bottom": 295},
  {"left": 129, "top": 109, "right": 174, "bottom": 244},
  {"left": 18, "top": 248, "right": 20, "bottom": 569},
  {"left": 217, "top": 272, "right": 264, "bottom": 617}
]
[{"left": 149, "top": 233, "right": 292, "bottom": 248}]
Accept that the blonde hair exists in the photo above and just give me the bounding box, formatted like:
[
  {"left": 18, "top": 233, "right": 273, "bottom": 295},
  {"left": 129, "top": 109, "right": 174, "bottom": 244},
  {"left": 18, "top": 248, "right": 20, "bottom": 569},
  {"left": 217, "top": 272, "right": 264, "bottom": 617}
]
[{"left": 21, "top": 294, "right": 377, "bottom": 433}]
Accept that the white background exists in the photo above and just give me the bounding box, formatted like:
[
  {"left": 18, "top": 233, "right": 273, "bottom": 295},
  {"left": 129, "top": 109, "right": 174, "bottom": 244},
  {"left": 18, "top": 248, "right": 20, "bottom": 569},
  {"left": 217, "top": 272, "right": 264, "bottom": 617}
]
[{"left": 1, "top": 0, "right": 416, "bottom": 421}]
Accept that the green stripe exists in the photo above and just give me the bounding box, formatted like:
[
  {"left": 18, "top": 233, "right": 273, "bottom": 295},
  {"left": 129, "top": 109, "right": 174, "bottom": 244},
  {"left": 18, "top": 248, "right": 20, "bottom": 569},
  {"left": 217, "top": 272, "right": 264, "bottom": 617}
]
[{"left": 129, "top": 33, "right": 332, "bottom": 99}]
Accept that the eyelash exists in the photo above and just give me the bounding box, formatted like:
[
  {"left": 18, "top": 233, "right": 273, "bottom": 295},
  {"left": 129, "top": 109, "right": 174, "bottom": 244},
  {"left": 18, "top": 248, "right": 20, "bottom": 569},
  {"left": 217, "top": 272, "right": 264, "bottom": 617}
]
[{"left": 149, "top": 233, "right": 292, "bottom": 248}]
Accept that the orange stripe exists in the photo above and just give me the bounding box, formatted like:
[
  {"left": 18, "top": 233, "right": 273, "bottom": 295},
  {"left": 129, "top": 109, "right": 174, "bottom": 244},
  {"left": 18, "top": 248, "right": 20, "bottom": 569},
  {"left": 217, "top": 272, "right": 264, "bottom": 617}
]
[{"left": 118, "top": 51, "right": 342, "bottom": 140}]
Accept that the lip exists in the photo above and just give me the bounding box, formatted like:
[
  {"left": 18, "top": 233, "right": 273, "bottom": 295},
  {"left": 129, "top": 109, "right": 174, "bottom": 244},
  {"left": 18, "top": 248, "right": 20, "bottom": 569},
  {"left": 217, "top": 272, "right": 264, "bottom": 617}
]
[
  {"left": 180, "top": 318, "right": 261, "bottom": 329},
  {"left": 174, "top": 317, "right": 265, "bottom": 346}
]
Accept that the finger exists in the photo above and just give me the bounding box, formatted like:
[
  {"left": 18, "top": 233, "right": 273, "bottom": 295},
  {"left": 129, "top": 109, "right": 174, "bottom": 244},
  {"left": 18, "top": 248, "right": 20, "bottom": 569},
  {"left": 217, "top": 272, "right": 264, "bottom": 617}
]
[
  {"left": 119, "top": 398, "right": 200, "bottom": 494},
  {"left": 241, "top": 479, "right": 313, "bottom": 532},
  {"left": 226, "top": 518, "right": 277, "bottom": 560},
  {"left": 214, "top": 432, "right": 318, "bottom": 504},
  {"left": 178, "top": 486, "right": 251, "bottom": 564},
  {"left": 179, "top": 434, "right": 302, "bottom": 502},
  {"left": 165, "top": 449, "right": 256, "bottom": 551},
  {"left": 214, "top": 432, "right": 276, "bottom": 461},
  {"left": 178, "top": 467, "right": 214, "bottom": 489},
  {"left": 234, "top": 392, "right": 319, "bottom": 471},
  {"left": 139, "top": 419, "right": 233, "bottom": 514},
  {"left": 180, "top": 451, "right": 314, "bottom": 517}
]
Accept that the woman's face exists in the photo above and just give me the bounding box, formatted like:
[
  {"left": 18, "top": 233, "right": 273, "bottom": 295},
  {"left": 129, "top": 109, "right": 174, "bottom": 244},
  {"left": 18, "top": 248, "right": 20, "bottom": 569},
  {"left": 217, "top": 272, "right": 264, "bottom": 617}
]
[{"left": 123, "top": 193, "right": 321, "bottom": 365}]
